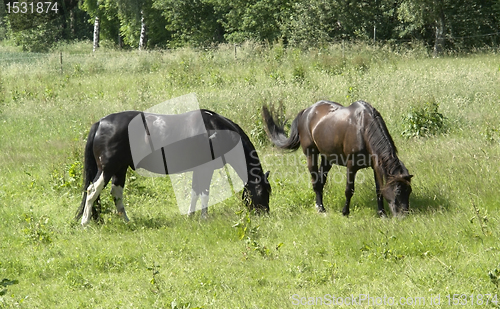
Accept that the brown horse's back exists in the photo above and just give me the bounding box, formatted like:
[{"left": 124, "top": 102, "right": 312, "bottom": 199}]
[{"left": 300, "top": 101, "right": 371, "bottom": 167}]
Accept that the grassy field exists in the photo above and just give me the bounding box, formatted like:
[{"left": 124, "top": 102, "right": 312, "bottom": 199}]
[{"left": 1, "top": 41, "right": 500, "bottom": 308}]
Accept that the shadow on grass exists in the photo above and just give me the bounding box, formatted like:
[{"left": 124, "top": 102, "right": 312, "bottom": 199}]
[
  {"left": 320, "top": 185, "right": 451, "bottom": 217},
  {"left": 85, "top": 213, "right": 177, "bottom": 231},
  {"left": 409, "top": 191, "right": 451, "bottom": 214},
  {"left": 128, "top": 215, "right": 175, "bottom": 230}
]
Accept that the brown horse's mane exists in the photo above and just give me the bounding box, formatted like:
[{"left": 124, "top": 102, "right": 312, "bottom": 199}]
[{"left": 360, "top": 101, "right": 406, "bottom": 178}]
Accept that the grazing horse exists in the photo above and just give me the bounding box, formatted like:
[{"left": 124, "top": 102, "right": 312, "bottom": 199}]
[
  {"left": 76, "top": 109, "right": 271, "bottom": 226},
  {"left": 262, "top": 100, "right": 412, "bottom": 217}
]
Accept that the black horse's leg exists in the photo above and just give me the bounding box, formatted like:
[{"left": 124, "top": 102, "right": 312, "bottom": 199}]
[
  {"left": 81, "top": 171, "right": 111, "bottom": 226},
  {"left": 111, "top": 168, "right": 129, "bottom": 222},
  {"left": 188, "top": 185, "right": 200, "bottom": 217},
  {"left": 373, "top": 169, "right": 387, "bottom": 217},
  {"left": 342, "top": 163, "right": 358, "bottom": 216},
  {"left": 190, "top": 167, "right": 214, "bottom": 219},
  {"left": 306, "top": 152, "right": 325, "bottom": 213},
  {"left": 91, "top": 196, "right": 102, "bottom": 222}
]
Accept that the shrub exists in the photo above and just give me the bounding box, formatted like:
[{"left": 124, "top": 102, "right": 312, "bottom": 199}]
[{"left": 401, "top": 101, "right": 447, "bottom": 138}]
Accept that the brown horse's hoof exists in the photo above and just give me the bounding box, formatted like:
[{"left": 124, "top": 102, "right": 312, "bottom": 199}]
[{"left": 378, "top": 210, "right": 387, "bottom": 218}]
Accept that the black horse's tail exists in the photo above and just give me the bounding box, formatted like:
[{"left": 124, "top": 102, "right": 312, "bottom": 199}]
[
  {"left": 75, "top": 121, "right": 100, "bottom": 220},
  {"left": 262, "top": 105, "right": 303, "bottom": 151}
]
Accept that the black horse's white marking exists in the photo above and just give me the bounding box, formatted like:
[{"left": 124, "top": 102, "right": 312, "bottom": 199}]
[{"left": 76, "top": 109, "right": 271, "bottom": 226}]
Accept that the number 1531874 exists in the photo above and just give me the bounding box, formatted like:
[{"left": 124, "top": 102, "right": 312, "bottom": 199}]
[
  {"left": 447, "top": 294, "right": 498, "bottom": 306},
  {"left": 6, "top": 2, "right": 59, "bottom": 14}
]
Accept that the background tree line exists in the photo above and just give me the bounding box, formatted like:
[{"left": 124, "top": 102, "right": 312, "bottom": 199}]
[{"left": 1, "top": 0, "right": 499, "bottom": 54}]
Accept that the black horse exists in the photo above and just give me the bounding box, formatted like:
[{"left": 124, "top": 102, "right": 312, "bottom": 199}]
[
  {"left": 262, "top": 100, "right": 412, "bottom": 217},
  {"left": 76, "top": 109, "right": 271, "bottom": 226}
]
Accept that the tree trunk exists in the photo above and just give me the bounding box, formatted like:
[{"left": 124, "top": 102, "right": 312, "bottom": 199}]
[
  {"left": 433, "top": 10, "right": 445, "bottom": 57},
  {"left": 93, "top": 16, "right": 100, "bottom": 53},
  {"left": 118, "top": 32, "right": 123, "bottom": 49},
  {"left": 69, "top": 9, "right": 75, "bottom": 36},
  {"left": 139, "top": 10, "right": 147, "bottom": 50},
  {"left": 0, "top": 3, "right": 5, "bottom": 40}
]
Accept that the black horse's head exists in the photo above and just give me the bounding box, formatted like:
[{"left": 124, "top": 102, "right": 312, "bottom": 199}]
[
  {"left": 242, "top": 170, "right": 271, "bottom": 213},
  {"left": 383, "top": 174, "right": 413, "bottom": 216}
]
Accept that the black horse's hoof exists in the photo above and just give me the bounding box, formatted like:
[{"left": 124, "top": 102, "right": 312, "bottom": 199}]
[{"left": 316, "top": 204, "right": 326, "bottom": 213}]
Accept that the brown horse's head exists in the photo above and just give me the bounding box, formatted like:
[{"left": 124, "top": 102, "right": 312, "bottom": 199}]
[{"left": 383, "top": 174, "right": 413, "bottom": 216}]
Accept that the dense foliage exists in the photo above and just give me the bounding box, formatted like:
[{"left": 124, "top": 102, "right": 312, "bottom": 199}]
[{"left": 1, "top": 0, "right": 499, "bottom": 52}]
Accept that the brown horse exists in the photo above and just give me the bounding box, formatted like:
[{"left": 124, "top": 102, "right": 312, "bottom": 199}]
[{"left": 262, "top": 100, "right": 412, "bottom": 217}]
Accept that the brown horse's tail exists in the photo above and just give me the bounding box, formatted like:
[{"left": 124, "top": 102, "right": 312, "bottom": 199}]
[
  {"left": 262, "top": 105, "right": 302, "bottom": 151},
  {"left": 75, "top": 121, "right": 100, "bottom": 220}
]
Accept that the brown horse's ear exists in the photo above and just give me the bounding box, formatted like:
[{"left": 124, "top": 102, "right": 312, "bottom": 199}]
[{"left": 404, "top": 175, "right": 413, "bottom": 181}]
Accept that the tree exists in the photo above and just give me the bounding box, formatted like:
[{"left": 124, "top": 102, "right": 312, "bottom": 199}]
[
  {"left": 3, "top": 0, "right": 499, "bottom": 52},
  {"left": 79, "top": 0, "right": 99, "bottom": 51},
  {"left": 444, "top": 0, "right": 500, "bottom": 50},
  {"left": 153, "top": 0, "right": 223, "bottom": 47},
  {"left": 0, "top": 1, "right": 8, "bottom": 40},
  {"left": 213, "top": 0, "right": 290, "bottom": 43},
  {"left": 280, "top": 0, "right": 338, "bottom": 46},
  {"left": 280, "top": 0, "right": 400, "bottom": 46},
  {"left": 80, "top": 0, "right": 123, "bottom": 49},
  {"left": 5, "top": 0, "right": 91, "bottom": 52},
  {"left": 114, "top": 0, "right": 144, "bottom": 48},
  {"left": 397, "top": 0, "right": 500, "bottom": 56}
]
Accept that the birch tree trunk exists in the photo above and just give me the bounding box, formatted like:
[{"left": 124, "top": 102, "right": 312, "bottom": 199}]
[
  {"left": 93, "top": 16, "right": 100, "bottom": 53},
  {"left": 433, "top": 10, "right": 445, "bottom": 57},
  {"left": 139, "top": 10, "right": 147, "bottom": 50}
]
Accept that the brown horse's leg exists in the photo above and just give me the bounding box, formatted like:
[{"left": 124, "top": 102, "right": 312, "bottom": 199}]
[
  {"left": 318, "top": 155, "right": 333, "bottom": 208},
  {"left": 342, "top": 163, "right": 358, "bottom": 216},
  {"left": 306, "top": 152, "right": 325, "bottom": 212},
  {"left": 373, "top": 169, "right": 387, "bottom": 217}
]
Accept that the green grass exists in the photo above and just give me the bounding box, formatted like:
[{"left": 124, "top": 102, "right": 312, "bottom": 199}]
[{"left": 1, "top": 41, "right": 500, "bottom": 308}]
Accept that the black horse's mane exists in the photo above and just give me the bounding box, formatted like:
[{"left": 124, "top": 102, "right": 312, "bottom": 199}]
[{"left": 359, "top": 101, "right": 403, "bottom": 177}]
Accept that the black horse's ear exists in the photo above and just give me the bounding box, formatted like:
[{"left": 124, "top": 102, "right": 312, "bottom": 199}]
[
  {"left": 404, "top": 175, "right": 413, "bottom": 181},
  {"left": 265, "top": 171, "right": 270, "bottom": 181},
  {"left": 241, "top": 187, "right": 251, "bottom": 206}
]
